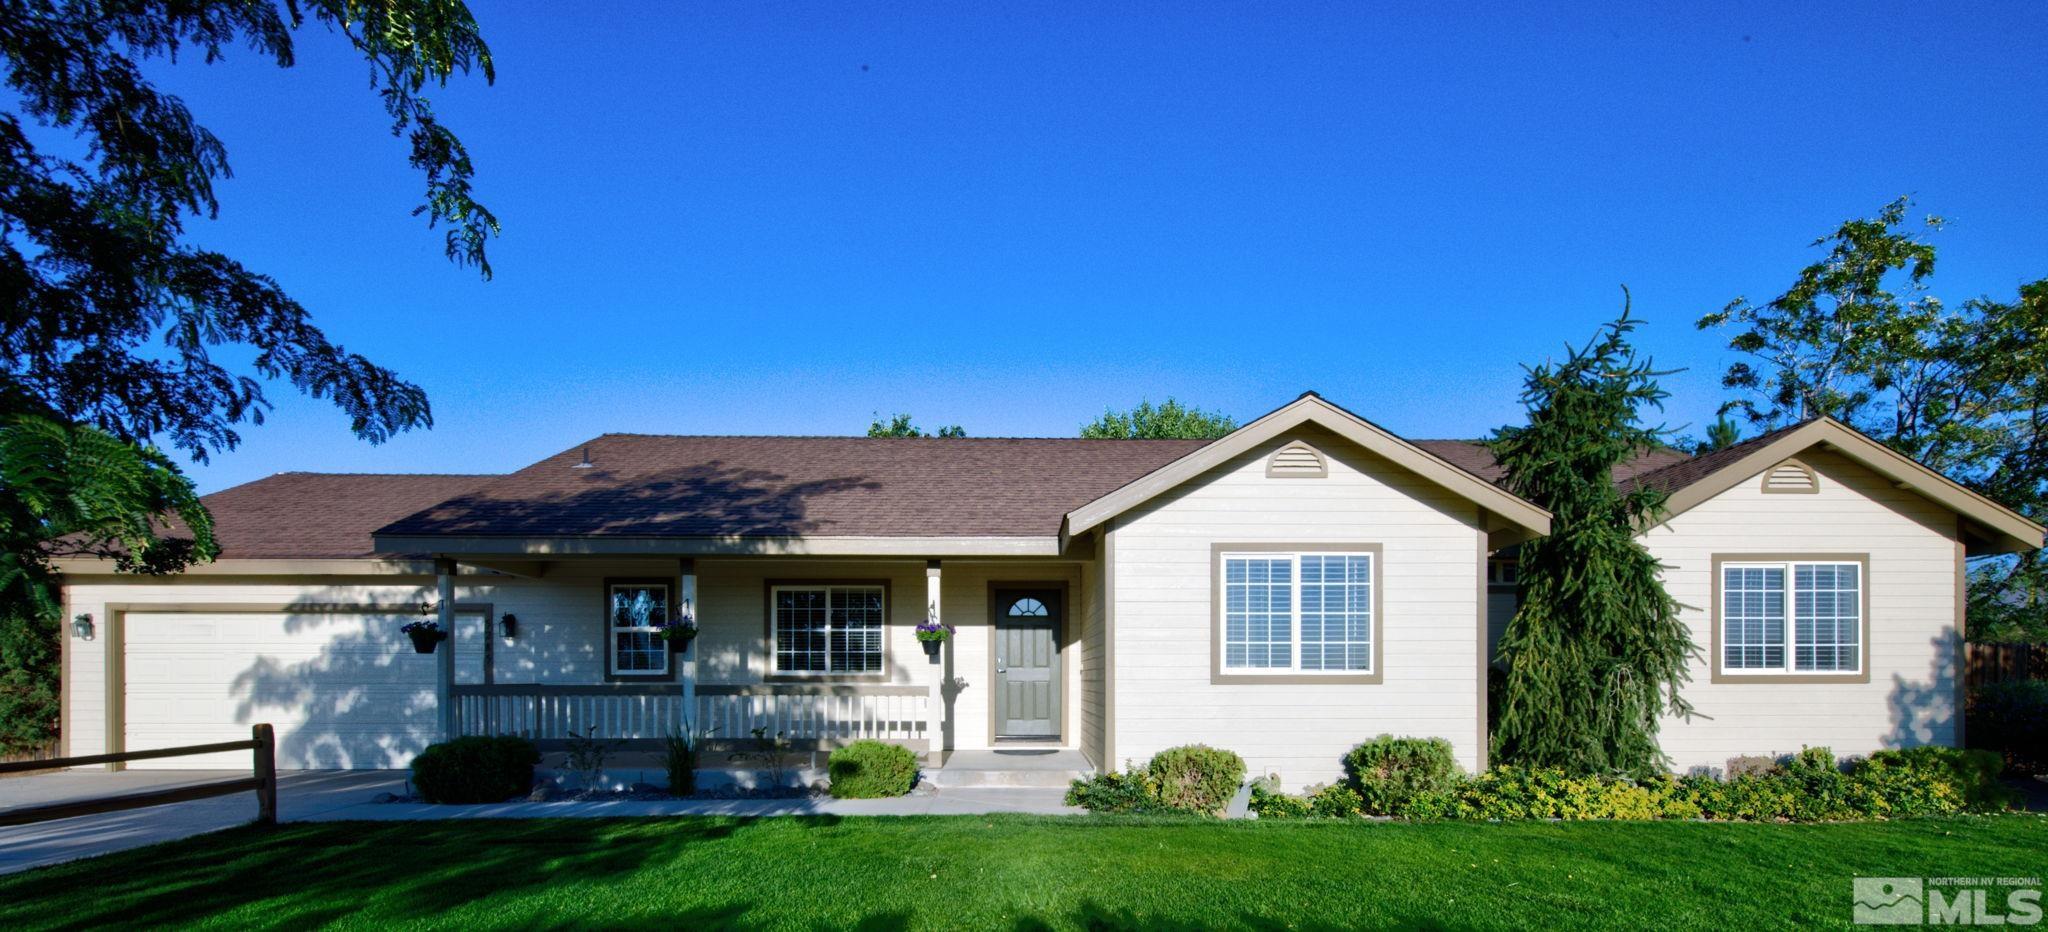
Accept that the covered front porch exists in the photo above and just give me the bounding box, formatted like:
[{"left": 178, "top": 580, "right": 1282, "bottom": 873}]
[{"left": 420, "top": 551, "right": 1105, "bottom": 771}]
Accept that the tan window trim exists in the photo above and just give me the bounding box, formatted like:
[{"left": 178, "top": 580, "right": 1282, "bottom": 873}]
[
  {"left": 1708, "top": 553, "right": 1871, "bottom": 684},
  {"left": 1210, "top": 542, "right": 1384, "bottom": 685}
]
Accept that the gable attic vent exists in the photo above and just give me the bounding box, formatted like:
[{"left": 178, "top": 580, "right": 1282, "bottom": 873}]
[
  {"left": 1266, "top": 441, "right": 1329, "bottom": 479},
  {"left": 1761, "top": 459, "right": 1818, "bottom": 494}
]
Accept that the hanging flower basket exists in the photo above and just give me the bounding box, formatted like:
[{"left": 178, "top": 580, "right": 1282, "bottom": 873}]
[
  {"left": 655, "top": 616, "right": 699, "bottom": 653},
  {"left": 916, "top": 620, "right": 953, "bottom": 657},
  {"left": 402, "top": 621, "right": 447, "bottom": 654}
]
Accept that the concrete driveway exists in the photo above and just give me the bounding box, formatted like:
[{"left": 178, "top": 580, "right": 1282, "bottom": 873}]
[{"left": 0, "top": 770, "right": 404, "bottom": 875}]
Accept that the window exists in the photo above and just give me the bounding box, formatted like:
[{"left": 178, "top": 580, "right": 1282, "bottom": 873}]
[
  {"left": 772, "top": 585, "right": 884, "bottom": 674},
  {"left": 1221, "top": 551, "right": 1373, "bottom": 674},
  {"left": 608, "top": 582, "right": 670, "bottom": 677},
  {"left": 1008, "top": 597, "right": 1049, "bottom": 617},
  {"left": 1719, "top": 560, "right": 1862, "bottom": 674}
]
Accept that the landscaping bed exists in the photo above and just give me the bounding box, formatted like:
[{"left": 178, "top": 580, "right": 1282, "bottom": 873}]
[{"left": 1, "top": 814, "right": 2042, "bottom": 929}]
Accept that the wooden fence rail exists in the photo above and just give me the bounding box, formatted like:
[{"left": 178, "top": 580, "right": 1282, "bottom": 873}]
[
  {"left": 0, "top": 724, "right": 277, "bottom": 828},
  {"left": 1965, "top": 642, "right": 2046, "bottom": 689},
  {"left": 0, "top": 740, "right": 61, "bottom": 775}
]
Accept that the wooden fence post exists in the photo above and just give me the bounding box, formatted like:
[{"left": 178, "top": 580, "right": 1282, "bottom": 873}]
[{"left": 253, "top": 723, "right": 277, "bottom": 826}]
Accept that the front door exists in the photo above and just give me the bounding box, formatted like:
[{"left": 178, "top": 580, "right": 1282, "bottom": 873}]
[{"left": 993, "top": 588, "right": 1061, "bottom": 739}]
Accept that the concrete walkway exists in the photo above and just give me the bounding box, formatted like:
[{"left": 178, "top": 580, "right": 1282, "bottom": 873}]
[
  {"left": 0, "top": 770, "right": 1077, "bottom": 874},
  {"left": 0, "top": 770, "right": 403, "bottom": 875}
]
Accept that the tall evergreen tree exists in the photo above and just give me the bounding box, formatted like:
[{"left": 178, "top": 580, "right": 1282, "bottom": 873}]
[{"left": 1489, "top": 307, "right": 1696, "bottom": 776}]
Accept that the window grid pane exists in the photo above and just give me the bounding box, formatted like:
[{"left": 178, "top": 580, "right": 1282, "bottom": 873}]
[
  {"left": 1224, "top": 557, "right": 1294, "bottom": 669},
  {"left": 1721, "top": 566, "right": 1786, "bottom": 670},
  {"left": 829, "top": 588, "right": 884, "bottom": 674},
  {"left": 775, "top": 589, "right": 829, "bottom": 673},
  {"left": 1299, "top": 554, "right": 1372, "bottom": 672},
  {"left": 1793, "top": 563, "right": 1860, "bottom": 672}
]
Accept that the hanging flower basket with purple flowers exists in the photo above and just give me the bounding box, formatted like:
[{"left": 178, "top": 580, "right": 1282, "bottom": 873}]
[{"left": 916, "top": 618, "right": 953, "bottom": 656}]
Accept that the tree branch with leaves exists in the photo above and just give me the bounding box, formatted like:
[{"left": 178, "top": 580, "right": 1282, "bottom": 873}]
[{"left": 0, "top": 0, "right": 498, "bottom": 752}]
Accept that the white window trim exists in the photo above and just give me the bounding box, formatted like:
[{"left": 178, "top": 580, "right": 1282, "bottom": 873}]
[
  {"left": 769, "top": 583, "right": 887, "bottom": 676},
  {"left": 1717, "top": 560, "right": 1864, "bottom": 677},
  {"left": 1219, "top": 550, "right": 1376, "bottom": 676},
  {"left": 607, "top": 581, "right": 671, "bottom": 678}
]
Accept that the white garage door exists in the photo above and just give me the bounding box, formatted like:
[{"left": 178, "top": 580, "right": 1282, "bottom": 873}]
[{"left": 123, "top": 610, "right": 485, "bottom": 769}]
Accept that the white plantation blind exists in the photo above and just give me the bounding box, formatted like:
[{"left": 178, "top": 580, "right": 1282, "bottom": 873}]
[
  {"left": 1222, "top": 551, "right": 1373, "bottom": 673},
  {"left": 1721, "top": 561, "right": 1862, "bottom": 674}
]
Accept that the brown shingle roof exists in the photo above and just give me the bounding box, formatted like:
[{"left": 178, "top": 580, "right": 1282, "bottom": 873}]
[
  {"left": 189, "top": 435, "right": 1717, "bottom": 558},
  {"left": 375, "top": 436, "right": 1214, "bottom": 540},
  {"left": 195, "top": 473, "right": 496, "bottom": 559},
  {"left": 1619, "top": 421, "right": 1812, "bottom": 495},
  {"left": 1412, "top": 440, "right": 1693, "bottom": 488}
]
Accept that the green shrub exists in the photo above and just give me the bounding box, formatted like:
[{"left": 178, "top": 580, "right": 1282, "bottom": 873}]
[
  {"left": 663, "top": 730, "right": 699, "bottom": 797},
  {"left": 1307, "top": 784, "right": 1364, "bottom": 818},
  {"left": 1343, "top": 735, "right": 1461, "bottom": 815},
  {"left": 1065, "top": 768, "right": 1159, "bottom": 813},
  {"left": 410, "top": 736, "right": 540, "bottom": 804},
  {"left": 1146, "top": 745, "right": 1245, "bottom": 814},
  {"left": 1858, "top": 746, "right": 2014, "bottom": 812},
  {"left": 1248, "top": 783, "right": 1311, "bottom": 819},
  {"left": 1969, "top": 680, "right": 2048, "bottom": 775},
  {"left": 827, "top": 740, "right": 920, "bottom": 799}
]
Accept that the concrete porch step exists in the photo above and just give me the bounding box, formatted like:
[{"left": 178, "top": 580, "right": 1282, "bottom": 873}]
[{"left": 926, "top": 748, "right": 1094, "bottom": 789}]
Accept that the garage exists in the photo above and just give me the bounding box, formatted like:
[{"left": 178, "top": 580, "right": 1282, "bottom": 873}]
[{"left": 120, "top": 609, "right": 484, "bottom": 769}]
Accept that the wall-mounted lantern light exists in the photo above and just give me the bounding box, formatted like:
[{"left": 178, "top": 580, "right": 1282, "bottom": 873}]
[
  {"left": 72, "top": 613, "right": 94, "bottom": 640},
  {"left": 500, "top": 613, "right": 519, "bottom": 638}
]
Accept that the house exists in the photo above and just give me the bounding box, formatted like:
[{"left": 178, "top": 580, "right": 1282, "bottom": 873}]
[{"left": 53, "top": 394, "right": 2044, "bottom": 789}]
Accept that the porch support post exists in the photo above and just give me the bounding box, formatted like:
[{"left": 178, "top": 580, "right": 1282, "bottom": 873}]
[
  {"left": 679, "top": 558, "right": 697, "bottom": 734},
  {"left": 435, "top": 558, "right": 458, "bottom": 742},
  {"left": 927, "top": 559, "right": 944, "bottom": 754}
]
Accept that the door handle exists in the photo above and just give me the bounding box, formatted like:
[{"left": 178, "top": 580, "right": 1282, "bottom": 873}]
[{"left": 995, "top": 666, "right": 1007, "bottom": 673}]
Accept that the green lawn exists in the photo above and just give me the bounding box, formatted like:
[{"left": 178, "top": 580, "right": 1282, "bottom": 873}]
[{"left": 3, "top": 814, "right": 2044, "bottom": 929}]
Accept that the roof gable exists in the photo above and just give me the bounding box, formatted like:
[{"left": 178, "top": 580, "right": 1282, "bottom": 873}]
[
  {"left": 1061, "top": 393, "right": 1552, "bottom": 546},
  {"left": 1633, "top": 417, "right": 2043, "bottom": 555}
]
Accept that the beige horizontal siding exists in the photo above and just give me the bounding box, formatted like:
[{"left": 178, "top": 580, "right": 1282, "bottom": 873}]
[
  {"left": 1645, "top": 450, "right": 1962, "bottom": 772},
  {"left": 62, "top": 557, "right": 1092, "bottom": 761},
  {"left": 1109, "top": 428, "right": 1485, "bottom": 790}
]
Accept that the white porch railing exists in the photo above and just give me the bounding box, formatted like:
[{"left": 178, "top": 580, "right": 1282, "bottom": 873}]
[{"left": 450, "top": 683, "right": 931, "bottom": 751}]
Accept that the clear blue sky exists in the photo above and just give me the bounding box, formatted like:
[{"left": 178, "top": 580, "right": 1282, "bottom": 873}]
[{"left": 147, "top": 1, "right": 2047, "bottom": 493}]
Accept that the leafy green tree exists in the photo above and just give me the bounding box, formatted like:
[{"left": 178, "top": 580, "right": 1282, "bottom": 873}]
[
  {"left": 1700, "top": 201, "right": 2048, "bottom": 642},
  {"left": 1489, "top": 308, "right": 1696, "bottom": 777},
  {"left": 1699, "top": 198, "right": 1943, "bottom": 430},
  {"left": 1687, "top": 415, "right": 1743, "bottom": 454},
  {"left": 0, "top": 0, "right": 497, "bottom": 752},
  {"left": 1080, "top": 399, "right": 1237, "bottom": 439},
  {"left": 866, "top": 414, "right": 965, "bottom": 438}
]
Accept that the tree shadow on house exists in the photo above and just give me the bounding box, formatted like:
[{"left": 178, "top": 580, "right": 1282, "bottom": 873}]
[
  {"left": 228, "top": 464, "right": 881, "bottom": 770},
  {"left": 1885, "top": 629, "right": 1963, "bottom": 750},
  {"left": 384, "top": 461, "right": 882, "bottom": 540}
]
